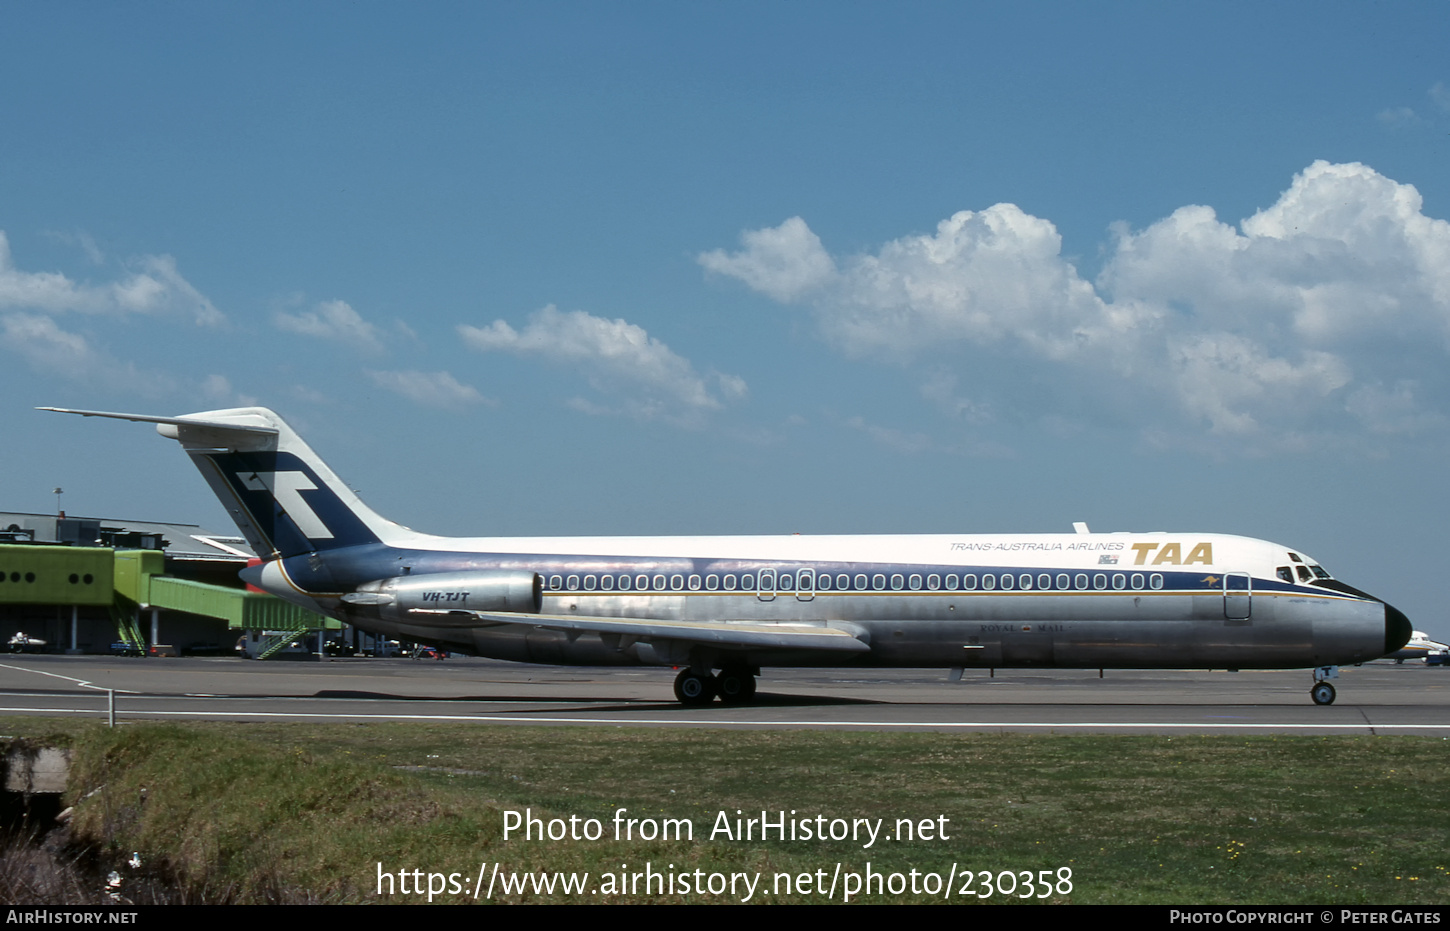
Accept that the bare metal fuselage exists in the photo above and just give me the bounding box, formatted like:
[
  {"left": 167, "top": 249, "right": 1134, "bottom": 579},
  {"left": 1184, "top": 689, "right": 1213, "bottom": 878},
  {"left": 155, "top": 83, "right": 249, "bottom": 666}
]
[{"left": 259, "top": 539, "right": 1397, "bottom": 673}]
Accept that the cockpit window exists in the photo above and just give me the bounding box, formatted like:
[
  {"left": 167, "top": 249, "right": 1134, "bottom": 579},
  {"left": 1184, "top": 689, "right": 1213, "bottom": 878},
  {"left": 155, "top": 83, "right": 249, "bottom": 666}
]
[
  {"left": 1288, "top": 552, "right": 1303, "bottom": 563},
  {"left": 1296, "top": 566, "right": 1312, "bottom": 583},
  {"left": 1276, "top": 566, "right": 1293, "bottom": 583},
  {"left": 1309, "top": 565, "right": 1332, "bottom": 580}
]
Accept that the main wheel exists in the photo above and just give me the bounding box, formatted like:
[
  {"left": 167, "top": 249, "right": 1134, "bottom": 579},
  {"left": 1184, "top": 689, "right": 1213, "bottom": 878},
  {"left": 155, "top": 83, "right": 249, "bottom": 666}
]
[
  {"left": 1310, "top": 682, "right": 1336, "bottom": 706},
  {"left": 716, "top": 668, "right": 757, "bottom": 705},
  {"left": 673, "top": 669, "right": 716, "bottom": 706}
]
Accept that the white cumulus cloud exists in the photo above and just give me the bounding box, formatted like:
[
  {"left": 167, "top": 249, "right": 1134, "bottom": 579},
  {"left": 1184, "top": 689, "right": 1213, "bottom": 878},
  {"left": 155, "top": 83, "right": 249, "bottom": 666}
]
[
  {"left": 0, "top": 231, "right": 222, "bottom": 326},
  {"left": 1, "top": 313, "right": 99, "bottom": 370},
  {"left": 275, "top": 299, "right": 384, "bottom": 354},
  {"left": 700, "top": 161, "right": 1450, "bottom": 447},
  {"left": 0, "top": 312, "right": 171, "bottom": 393},
  {"left": 459, "top": 304, "right": 746, "bottom": 425},
  {"left": 698, "top": 217, "right": 837, "bottom": 302}
]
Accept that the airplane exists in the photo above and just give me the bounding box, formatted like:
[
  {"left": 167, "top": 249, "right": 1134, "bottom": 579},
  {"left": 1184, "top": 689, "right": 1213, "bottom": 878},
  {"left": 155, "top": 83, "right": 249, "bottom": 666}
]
[
  {"left": 1386, "top": 630, "right": 1448, "bottom": 665},
  {"left": 44, "top": 406, "right": 1412, "bottom": 707}
]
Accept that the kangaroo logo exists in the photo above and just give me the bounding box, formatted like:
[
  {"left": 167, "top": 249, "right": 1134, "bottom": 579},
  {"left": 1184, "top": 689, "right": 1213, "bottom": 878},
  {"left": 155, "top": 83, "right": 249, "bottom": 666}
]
[{"left": 237, "top": 470, "right": 334, "bottom": 540}]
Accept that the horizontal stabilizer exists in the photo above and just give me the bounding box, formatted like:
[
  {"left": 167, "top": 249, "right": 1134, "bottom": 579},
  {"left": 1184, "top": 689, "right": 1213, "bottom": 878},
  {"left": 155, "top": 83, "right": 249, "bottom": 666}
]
[
  {"left": 38, "top": 407, "right": 279, "bottom": 436},
  {"left": 43, "top": 404, "right": 405, "bottom": 558}
]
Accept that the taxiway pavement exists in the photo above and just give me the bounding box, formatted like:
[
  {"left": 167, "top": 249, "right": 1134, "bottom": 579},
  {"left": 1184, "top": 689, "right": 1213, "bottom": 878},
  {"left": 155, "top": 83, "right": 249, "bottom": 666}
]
[{"left": 0, "top": 655, "right": 1446, "bottom": 733}]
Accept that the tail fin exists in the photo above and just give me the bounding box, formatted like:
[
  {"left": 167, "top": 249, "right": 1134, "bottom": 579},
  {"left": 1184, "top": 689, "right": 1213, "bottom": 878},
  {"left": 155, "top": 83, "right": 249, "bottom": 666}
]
[{"left": 42, "top": 406, "right": 408, "bottom": 559}]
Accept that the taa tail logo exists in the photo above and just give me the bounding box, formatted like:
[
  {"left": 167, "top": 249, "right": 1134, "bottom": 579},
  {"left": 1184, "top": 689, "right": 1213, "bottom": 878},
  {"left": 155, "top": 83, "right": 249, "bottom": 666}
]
[{"left": 237, "top": 470, "right": 334, "bottom": 540}]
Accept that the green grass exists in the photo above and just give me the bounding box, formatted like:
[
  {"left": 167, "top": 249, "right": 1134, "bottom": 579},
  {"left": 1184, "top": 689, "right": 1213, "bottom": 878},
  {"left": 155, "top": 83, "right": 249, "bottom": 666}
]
[{"left": 7, "top": 717, "right": 1448, "bottom": 903}]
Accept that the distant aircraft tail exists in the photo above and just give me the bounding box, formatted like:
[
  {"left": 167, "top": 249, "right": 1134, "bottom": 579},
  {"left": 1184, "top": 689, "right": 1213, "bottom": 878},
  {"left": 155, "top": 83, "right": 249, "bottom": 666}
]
[{"left": 41, "top": 407, "right": 408, "bottom": 560}]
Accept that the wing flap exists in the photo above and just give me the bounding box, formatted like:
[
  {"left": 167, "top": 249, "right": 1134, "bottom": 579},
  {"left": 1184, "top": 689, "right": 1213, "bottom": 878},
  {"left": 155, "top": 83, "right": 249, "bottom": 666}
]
[{"left": 458, "top": 611, "right": 872, "bottom": 653}]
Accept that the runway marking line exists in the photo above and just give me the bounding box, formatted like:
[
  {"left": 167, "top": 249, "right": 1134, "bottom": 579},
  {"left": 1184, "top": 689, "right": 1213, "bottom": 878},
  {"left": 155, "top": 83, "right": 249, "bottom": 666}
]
[
  {"left": 0, "top": 662, "right": 141, "bottom": 694},
  {"left": 0, "top": 705, "right": 1447, "bottom": 731}
]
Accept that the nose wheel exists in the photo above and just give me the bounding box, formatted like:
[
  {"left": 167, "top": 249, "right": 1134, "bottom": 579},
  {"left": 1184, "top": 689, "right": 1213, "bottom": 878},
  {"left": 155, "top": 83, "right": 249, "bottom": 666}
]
[{"left": 1309, "top": 666, "right": 1338, "bottom": 705}]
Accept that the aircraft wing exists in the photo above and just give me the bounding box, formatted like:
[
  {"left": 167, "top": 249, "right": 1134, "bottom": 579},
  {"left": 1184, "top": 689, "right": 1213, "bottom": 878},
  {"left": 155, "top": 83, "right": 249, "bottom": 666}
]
[{"left": 418, "top": 610, "right": 872, "bottom": 654}]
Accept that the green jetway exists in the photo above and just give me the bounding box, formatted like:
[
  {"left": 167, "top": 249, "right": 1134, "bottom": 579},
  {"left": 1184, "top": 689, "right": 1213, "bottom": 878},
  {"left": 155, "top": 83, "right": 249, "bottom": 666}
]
[
  {"left": 0, "top": 545, "right": 113, "bottom": 606},
  {"left": 1, "top": 544, "right": 335, "bottom": 655}
]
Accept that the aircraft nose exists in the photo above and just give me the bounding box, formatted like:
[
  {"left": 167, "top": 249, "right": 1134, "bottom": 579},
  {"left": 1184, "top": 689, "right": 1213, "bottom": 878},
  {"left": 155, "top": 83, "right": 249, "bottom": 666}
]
[{"left": 1384, "top": 602, "right": 1412, "bottom": 657}]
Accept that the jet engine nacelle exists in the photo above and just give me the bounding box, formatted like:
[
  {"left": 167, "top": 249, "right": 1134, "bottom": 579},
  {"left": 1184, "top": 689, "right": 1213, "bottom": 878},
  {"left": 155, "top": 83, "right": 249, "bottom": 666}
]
[{"left": 342, "top": 570, "right": 543, "bottom": 618}]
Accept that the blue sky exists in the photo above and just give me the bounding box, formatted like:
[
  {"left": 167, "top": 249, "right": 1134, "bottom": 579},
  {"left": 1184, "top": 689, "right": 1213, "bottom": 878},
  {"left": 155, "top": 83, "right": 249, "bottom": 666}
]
[{"left": 4, "top": 3, "right": 1449, "bottom": 636}]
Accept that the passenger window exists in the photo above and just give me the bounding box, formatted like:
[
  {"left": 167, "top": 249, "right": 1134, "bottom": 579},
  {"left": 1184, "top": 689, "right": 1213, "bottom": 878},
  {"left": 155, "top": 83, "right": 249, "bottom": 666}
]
[
  {"left": 583, "top": 575, "right": 597, "bottom": 591},
  {"left": 688, "top": 574, "right": 702, "bottom": 591},
  {"left": 1093, "top": 574, "right": 1108, "bottom": 590},
  {"left": 855, "top": 574, "right": 869, "bottom": 591},
  {"left": 1075, "top": 573, "right": 1089, "bottom": 590},
  {"left": 908, "top": 574, "right": 922, "bottom": 591},
  {"left": 891, "top": 574, "right": 904, "bottom": 591},
  {"left": 1130, "top": 573, "right": 1144, "bottom": 590},
  {"left": 926, "top": 574, "right": 940, "bottom": 591},
  {"left": 1112, "top": 574, "right": 1126, "bottom": 590},
  {"left": 652, "top": 574, "right": 666, "bottom": 591},
  {"left": 960, "top": 574, "right": 974, "bottom": 590},
  {"left": 567, "top": 575, "right": 580, "bottom": 591},
  {"left": 724, "top": 574, "right": 737, "bottom": 591},
  {"left": 549, "top": 575, "right": 563, "bottom": 591},
  {"left": 1056, "top": 573, "right": 1070, "bottom": 590},
  {"left": 670, "top": 574, "right": 685, "bottom": 591},
  {"left": 1037, "top": 574, "right": 1052, "bottom": 590},
  {"left": 705, "top": 574, "right": 719, "bottom": 591},
  {"left": 982, "top": 574, "right": 996, "bottom": 591},
  {"left": 1149, "top": 573, "right": 1164, "bottom": 590},
  {"left": 635, "top": 574, "right": 649, "bottom": 590},
  {"left": 601, "top": 575, "right": 614, "bottom": 591},
  {"left": 618, "top": 575, "right": 631, "bottom": 591},
  {"left": 1000, "top": 574, "right": 1014, "bottom": 590},
  {"left": 836, "top": 574, "right": 850, "bottom": 590}
]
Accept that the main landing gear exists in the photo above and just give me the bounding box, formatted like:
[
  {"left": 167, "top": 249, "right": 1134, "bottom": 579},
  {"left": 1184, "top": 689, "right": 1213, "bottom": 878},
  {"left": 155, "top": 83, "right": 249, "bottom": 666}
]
[
  {"left": 673, "top": 666, "right": 758, "bottom": 706},
  {"left": 1310, "top": 665, "right": 1338, "bottom": 705}
]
